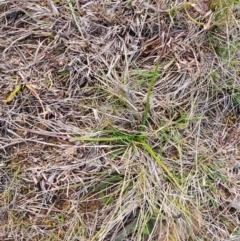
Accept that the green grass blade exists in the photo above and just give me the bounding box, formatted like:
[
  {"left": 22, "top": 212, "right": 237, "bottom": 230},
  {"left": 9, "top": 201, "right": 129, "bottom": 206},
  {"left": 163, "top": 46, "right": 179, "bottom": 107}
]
[
  {"left": 66, "top": 0, "right": 83, "bottom": 37},
  {"left": 5, "top": 84, "right": 24, "bottom": 104},
  {"left": 70, "top": 136, "right": 130, "bottom": 142},
  {"left": 71, "top": 127, "right": 140, "bottom": 143},
  {"left": 139, "top": 139, "right": 183, "bottom": 192},
  {"left": 140, "top": 63, "right": 160, "bottom": 131}
]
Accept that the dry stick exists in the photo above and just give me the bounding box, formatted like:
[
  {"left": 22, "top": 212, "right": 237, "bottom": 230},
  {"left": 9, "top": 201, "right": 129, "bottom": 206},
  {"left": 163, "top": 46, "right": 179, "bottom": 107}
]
[
  {"left": 25, "top": 84, "right": 46, "bottom": 116},
  {"left": 26, "top": 129, "right": 69, "bottom": 140},
  {"left": 0, "top": 140, "right": 24, "bottom": 150},
  {"left": 4, "top": 83, "right": 46, "bottom": 117}
]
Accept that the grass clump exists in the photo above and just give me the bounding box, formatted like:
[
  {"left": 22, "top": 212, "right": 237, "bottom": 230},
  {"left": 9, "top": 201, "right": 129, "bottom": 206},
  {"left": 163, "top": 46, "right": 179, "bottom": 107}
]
[
  {"left": 71, "top": 63, "right": 184, "bottom": 193},
  {"left": 0, "top": 0, "right": 240, "bottom": 240}
]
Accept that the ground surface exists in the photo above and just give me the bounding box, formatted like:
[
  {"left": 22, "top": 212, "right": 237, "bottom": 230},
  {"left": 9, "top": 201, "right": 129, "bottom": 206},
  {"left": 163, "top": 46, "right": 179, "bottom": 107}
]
[{"left": 0, "top": 0, "right": 240, "bottom": 240}]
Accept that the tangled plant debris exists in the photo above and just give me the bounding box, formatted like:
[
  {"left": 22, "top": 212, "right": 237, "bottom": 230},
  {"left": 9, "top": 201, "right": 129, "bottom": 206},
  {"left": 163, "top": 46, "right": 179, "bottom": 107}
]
[{"left": 0, "top": 0, "right": 240, "bottom": 240}]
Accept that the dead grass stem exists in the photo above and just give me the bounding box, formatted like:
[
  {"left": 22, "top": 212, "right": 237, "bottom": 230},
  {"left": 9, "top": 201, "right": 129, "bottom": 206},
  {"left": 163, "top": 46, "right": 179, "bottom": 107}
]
[{"left": 0, "top": 0, "right": 240, "bottom": 240}]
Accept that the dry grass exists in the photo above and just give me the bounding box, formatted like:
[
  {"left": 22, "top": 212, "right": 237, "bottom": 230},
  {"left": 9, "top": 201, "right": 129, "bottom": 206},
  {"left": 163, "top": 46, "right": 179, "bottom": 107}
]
[{"left": 0, "top": 0, "right": 240, "bottom": 240}]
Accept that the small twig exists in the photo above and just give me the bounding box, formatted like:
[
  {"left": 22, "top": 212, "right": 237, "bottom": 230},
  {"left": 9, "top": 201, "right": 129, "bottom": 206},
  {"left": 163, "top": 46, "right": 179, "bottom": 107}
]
[
  {"left": 0, "top": 140, "right": 24, "bottom": 150},
  {"left": 25, "top": 84, "right": 46, "bottom": 116},
  {"left": 26, "top": 129, "right": 69, "bottom": 141}
]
